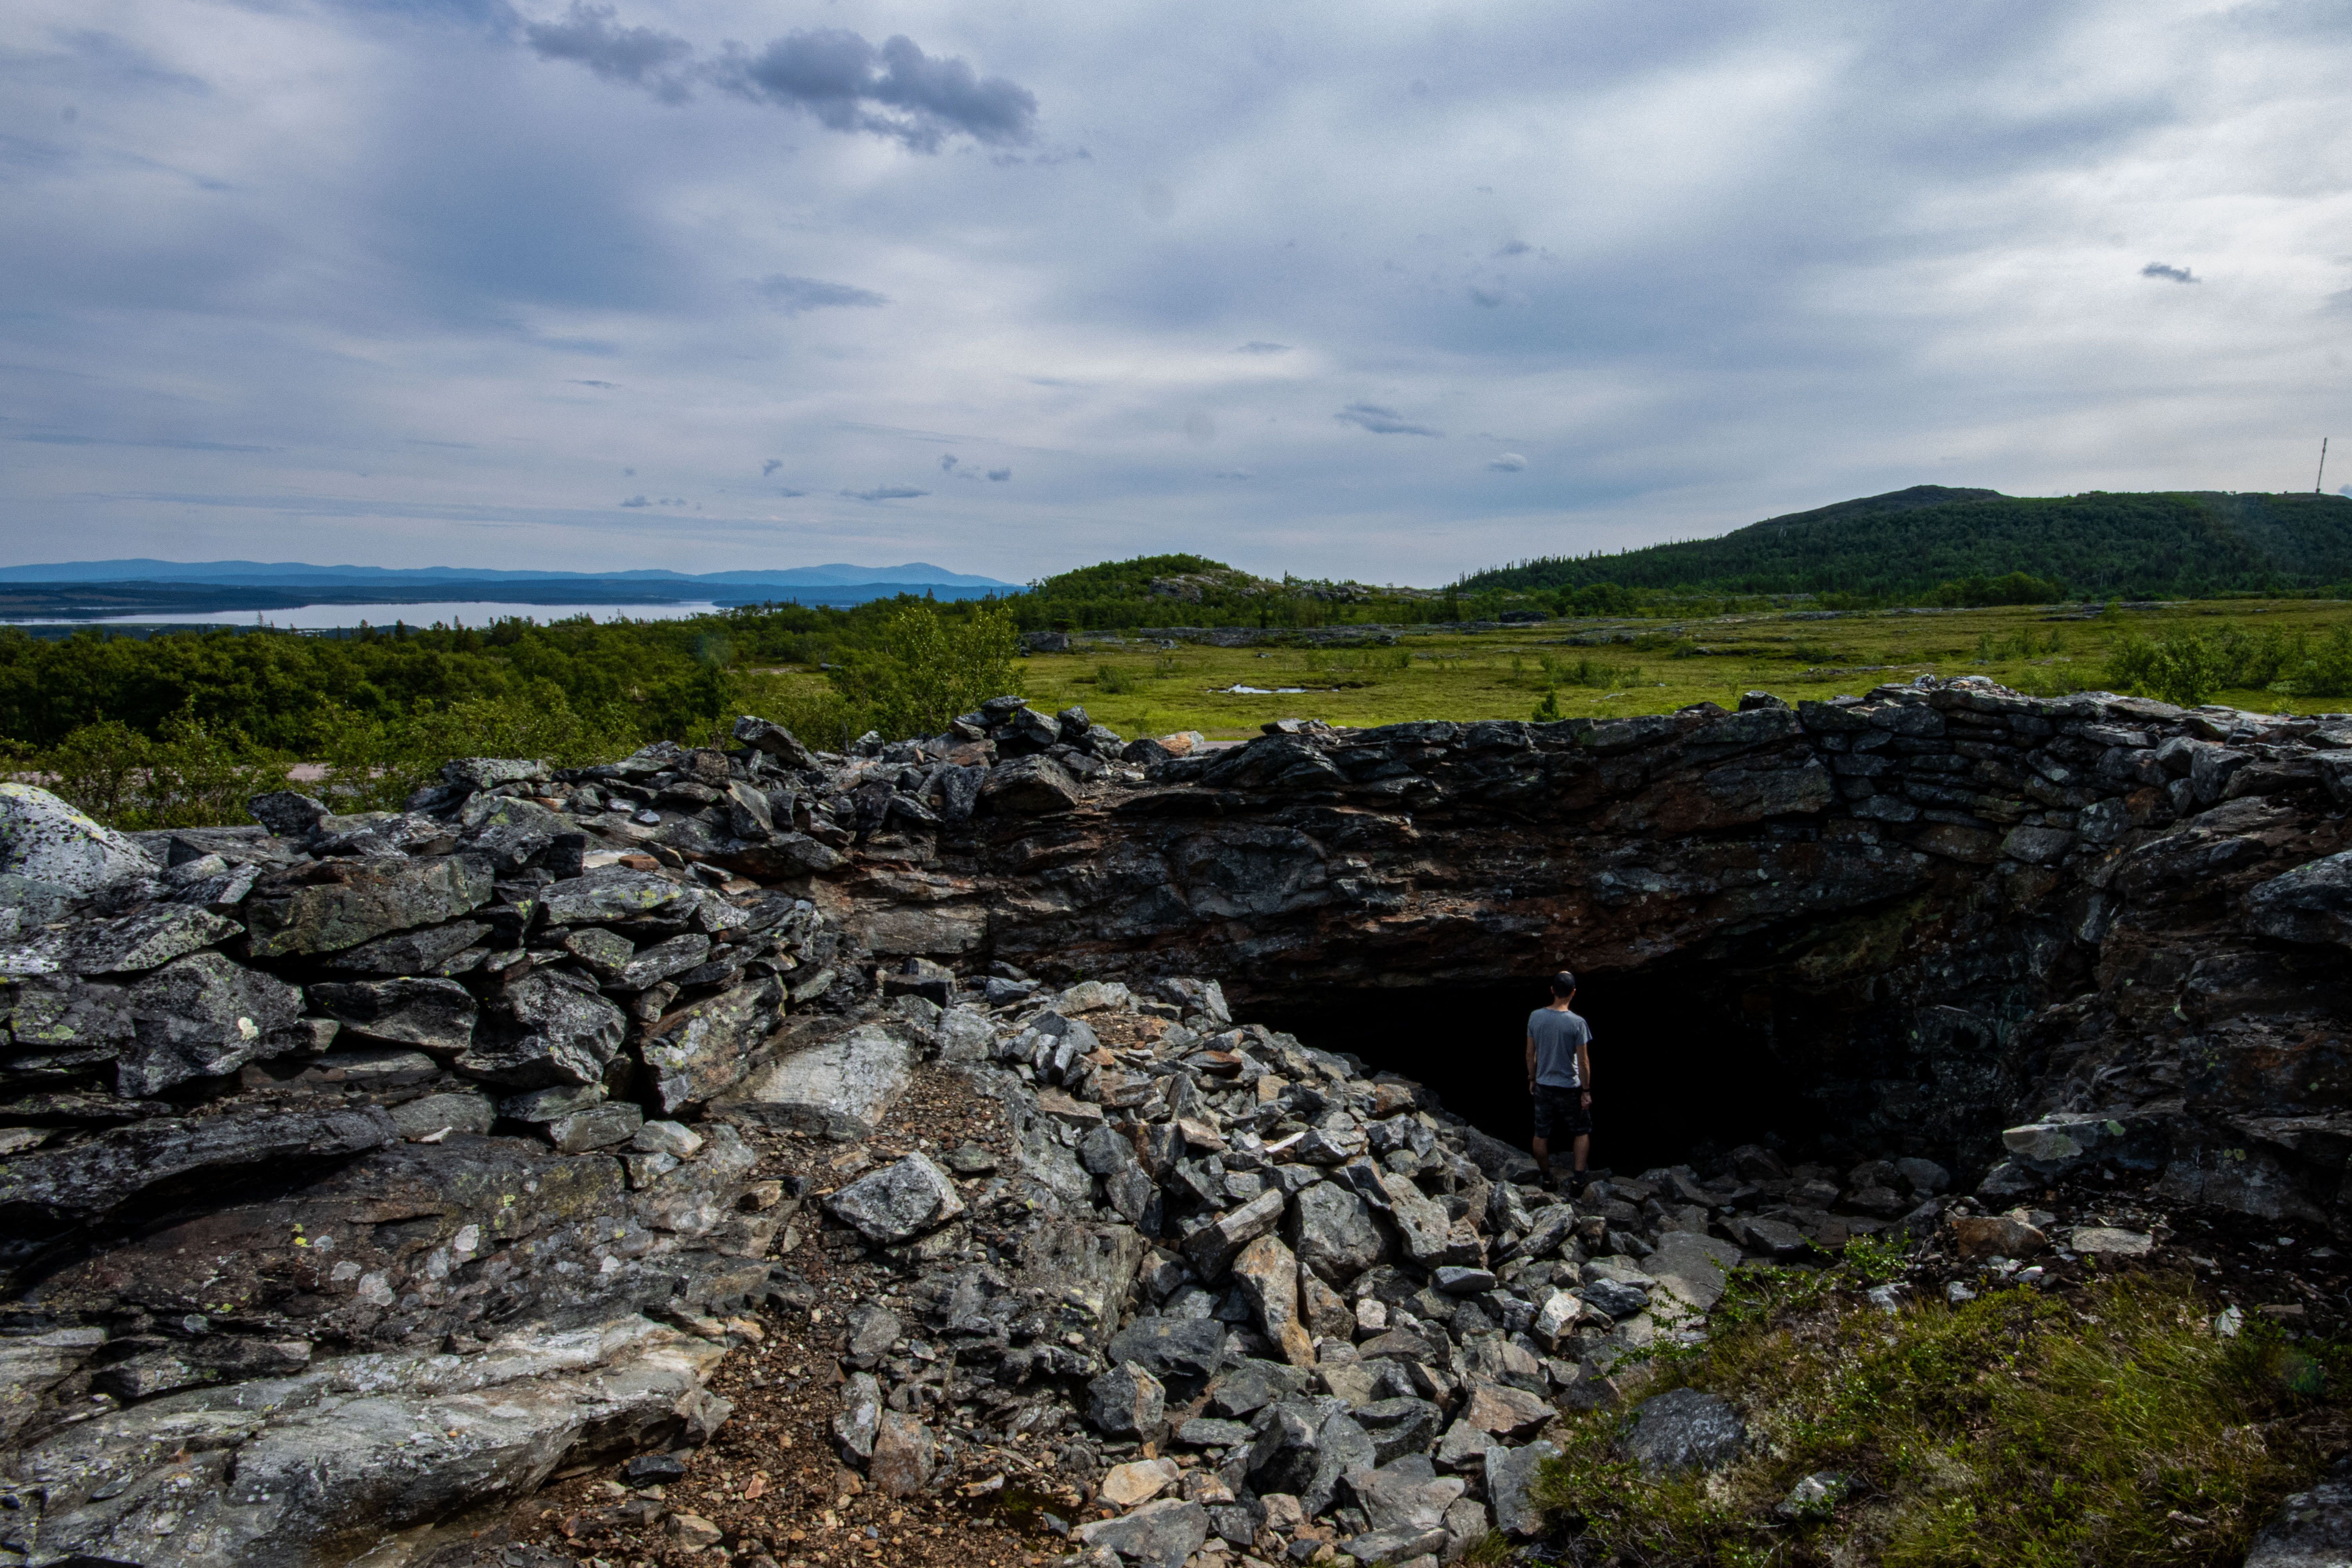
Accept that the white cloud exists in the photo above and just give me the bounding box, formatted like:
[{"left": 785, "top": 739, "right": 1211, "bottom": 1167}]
[{"left": 5, "top": 0, "right": 2352, "bottom": 584}]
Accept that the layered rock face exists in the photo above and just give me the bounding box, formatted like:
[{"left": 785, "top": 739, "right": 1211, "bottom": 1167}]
[{"left": 5, "top": 677, "right": 2352, "bottom": 1563}]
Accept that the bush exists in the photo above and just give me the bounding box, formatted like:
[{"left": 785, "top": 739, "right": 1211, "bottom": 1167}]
[
  {"left": 832, "top": 601, "right": 1022, "bottom": 741},
  {"left": 19, "top": 710, "right": 292, "bottom": 831},
  {"left": 2107, "top": 629, "right": 2224, "bottom": 707}
]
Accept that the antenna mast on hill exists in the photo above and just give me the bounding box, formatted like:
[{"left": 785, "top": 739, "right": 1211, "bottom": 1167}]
[{"left": 2320, "top": 437, "right": 2330, "bottom": 494}]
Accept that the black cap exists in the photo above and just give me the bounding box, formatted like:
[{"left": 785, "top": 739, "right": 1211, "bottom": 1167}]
[{"left": 1550, "top": 971, "right": 1577, "bottom": 996}]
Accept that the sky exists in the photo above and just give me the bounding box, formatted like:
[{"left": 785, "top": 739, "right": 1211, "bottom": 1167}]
[{"left": 4, "top": 0, "right": 2350, "bottom": 586}]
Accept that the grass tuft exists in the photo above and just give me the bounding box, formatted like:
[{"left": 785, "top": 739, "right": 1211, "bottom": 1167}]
[{"left": 1527, "top": 1268, "right": 2346, "bottom": 1567}]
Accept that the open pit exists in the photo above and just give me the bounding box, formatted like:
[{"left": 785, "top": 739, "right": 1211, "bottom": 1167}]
[{"left": 7, "top": 678, "right": 2352, "bottom": 1566}]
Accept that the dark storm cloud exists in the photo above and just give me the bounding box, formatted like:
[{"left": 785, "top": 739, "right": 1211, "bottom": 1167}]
[
  {"left": 1493, "top": 240, "right": 1531, "bottom": 257},
  {"left": 569, "top": 379, "right": 618, "bottom": 388},
  {"left": 751, "top": 274, "right": 888, "bottom": 314},
  {"left": 761, "top": 459, "right": 781, "bottom": 476},
  {"left": 524, "top": 2, "right": 692, "bottom": 102},
  {"left": 710, "top": 29, "right": 1038, "bottom": 152},
  {"left": 1337, "top": 403, "right": 1443, "bottom": 437},
  {"left": 986, "top": 468, "right": 1010, "bottom": 482},
  {"left": 619, "top": 494, "right": 649, "bottom": 507},
  {"left": 2142, "top": 262, "right": 2199, "bottom": 283},
  {"left": 842, "top": 486, "right": 927, "bottom": 502}
]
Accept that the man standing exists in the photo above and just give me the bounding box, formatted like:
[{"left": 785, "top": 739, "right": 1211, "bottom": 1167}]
[{"left": 1526, "top": 970, "right": 1593, "bottom": 1192}]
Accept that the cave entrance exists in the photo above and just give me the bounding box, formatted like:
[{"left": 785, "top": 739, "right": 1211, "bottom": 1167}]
[{"left": 1251, "top": 962, "right": 1837, "bottom": 1176}]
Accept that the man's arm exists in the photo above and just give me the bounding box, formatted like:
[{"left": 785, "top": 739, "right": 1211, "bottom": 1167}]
[
  {"left": 1526, "top": 1032, "right": 1537, "bottom": 1091},
  {"left": 1578, "top": 1037, "right": 1592, "bottom": 1106}
]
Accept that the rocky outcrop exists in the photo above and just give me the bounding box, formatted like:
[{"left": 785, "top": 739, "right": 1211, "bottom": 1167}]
[{"left": 10, "top": 676, "right": 2352, "bottom": 1563}]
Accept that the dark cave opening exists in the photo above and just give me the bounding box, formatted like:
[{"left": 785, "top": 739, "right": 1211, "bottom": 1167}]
[{"left": 1252, "top": 964, "right": 1843, "bottom": 1177}]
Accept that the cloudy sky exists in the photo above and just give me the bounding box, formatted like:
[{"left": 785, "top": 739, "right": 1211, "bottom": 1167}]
[{"left": 5, "top": 0, "right": 2350, "bottom": 585}]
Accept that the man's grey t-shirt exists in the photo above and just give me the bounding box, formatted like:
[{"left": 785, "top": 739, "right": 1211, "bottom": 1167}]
[{"left": 1528, "top": 1007, "right": 1591, "bottom": 1089}]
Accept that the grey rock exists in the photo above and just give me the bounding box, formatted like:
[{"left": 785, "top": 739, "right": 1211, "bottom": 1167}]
[
  {"left": 1284, "top": 1179, "right": 1389, "bottom": 1284},
  {"left": 1205, "top": 1357, "right": 1312, "bottom": 1417},
  {"left": 1502, "top": 1202, "right": 1579, "bottom": 1262},
  {"left": 1775, "top": 1471, "right": 1854, "bottom": 1520},
  {"left": 310, "top": 977, "right": 478, "bottom": 1053},
  {"left": 246, "top": 788, "right": 330, "bottom": 837},
  {"left": 632, "top": 1119, "right": 705, "bottom": 1159},
  {"left": 641, "top": 979, "right": 782, "bottom": 1114},
  {"left": 614, "top": 933, "right": 713, "bottom": 991},
  {"left": 457, "top": 970, "right": 628, "bottom": 1088},
  {"left": 43, "top": 905, "right": 241, "bottom": 976},
  {"left": 538, "top": 866, "right": 704, "bottom": 928},
  {"left": 1080, "top": 1124, "right": 1138, "bottom": 1176},
  {"left": 734, "top": 714, "right": 816, "bottom": 767},
  {"left": 719, "top": 1023, "right": 913, "bottom": 1139},
  {"left": 1893, "top": 1156, "right": 1952, "bottom": 1195},
  {"left": 836, "top": 1371, "right": 883, "bottom": 1457},
  {"left": 442, "top": 756, "right": 549, "bottom": 791},
  {"left": 0, "top": 1103, "right": 397, "bottom": 1228},
  {"left": 1176, "top": 1416, "right": 1251, "bottom": 1448},
  {"left": 0, "top": 785, "right": 154, "bottom": 893},
  {"left": 1355, "top": 1396, "right": 1444, "bottom": 1464},
  {"left": 118, "top": 950, "right": 307, "bottom": 1095},
  {"left": 823, "top": 1153, "right": 966, "bottom": 1243},
  {"left": 389, "top": 1091, "right": 495, "bottom": 1140},
  {"left": 1182, "top": 1188, "right": 1287, "bottom": 1281},
  {"left": 1583, "top": 1278, "right": 1650, "bottom": 1319},
  {"left": 498, "top": 1083, "right": 604, "bottom": 1122},
  {"left": 2248, "top": 851, "right": 2352, "bottom": 949},
  {"left": 1088, "top": 1360, "right": 1167, "bottom": 1437},
  {"left": 1444, "top": 1496, "right": 1492, "bottom": 1559},
  {"left": 1109, "top": 1319, "right": 1232, "bottom": 1387},
  {"left": 979, "top": 755, "right": 1082, "bottom": 815},
  {"left": 546, "top": 1101, "right": 644, "bottom": 1153},
  {"left": 1436, "top": 1265, "right": 1497, "bottom": 1294},
  {"left": 1486, "top": 1439, "right": 1561, "bottom": 1536},
  {"left": 869, "top": 1409, "right": 936, "bottom": 1498},
  {"left": 1248, "top": 1400, "right": 1374, "bottom": 1516},
  {"left": 243, "top": 855, "right": 495, "bottom": 958},
  {"left": 1344, "top": 1453, "right": 1465, "bottom": 1534},
  {"left": 559, "top": 926, "right": 636, "bottom": 980},
  {"left": 1641, "top": 1231, "right": 1742, "bottom": 1316},
  {"left": 321, "top": 919, "right": 493, "bottom": 975},
  {"left": 459, "top": 795, "right": 567, "bottom": 872},
  {"left": 1341, "top": 1525, "right": 1450, "bottom": 1564},
  {"left": 846, "top": 1304, "right": 904, "bottom": 1358},
  {"left": 1076, "top": 1498, "right": 1209, "bottom": 1568},
  {"left": 1620, "top": 1387, "right": 1744, "bottom": 1475},
  {"left": 2246, "top": 1461, "right": 2352, "bottom": 1568}
]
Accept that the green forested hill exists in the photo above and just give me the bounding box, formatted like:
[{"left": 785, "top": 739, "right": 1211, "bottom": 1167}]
[{"left": 1461, "top": 488, "right": 2352, "bottom": 601}]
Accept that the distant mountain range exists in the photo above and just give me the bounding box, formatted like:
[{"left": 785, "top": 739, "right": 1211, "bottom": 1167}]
[
  {"left": 0, "top": 559, "right": 1015, "bottom": 589},
  {"left": 1457, "top": 487, "right": 2352, "bottom": 599},
  {"left": 0, "top": 559, "right": 1021, "bottom": 620}
]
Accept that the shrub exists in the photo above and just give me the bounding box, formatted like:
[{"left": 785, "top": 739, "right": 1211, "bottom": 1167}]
[{"left": 832, "top": 601, "right": 1021, "bottom": 741}]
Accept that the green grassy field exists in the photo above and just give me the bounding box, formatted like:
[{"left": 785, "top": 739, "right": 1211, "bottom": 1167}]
[{"left": 992, "top": 600, "right": 2352, "bottom": 740}]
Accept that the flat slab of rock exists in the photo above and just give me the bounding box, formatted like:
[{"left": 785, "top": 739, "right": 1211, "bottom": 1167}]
[
  {"left": 1076, "top": 1498, "right": 1208, "bottom": 1568},
  {"left": 2069, "top": 1226, "right": 2155, "bottom": 1257},
  {"left": 1643, "top": 1231, "right": 1742, "bottom": 1315},
  {"left": 1621, "top": 1387, "right": 1743, "bottom": 1475},
  {"left": 1460, "top": 1378, "right": 1552, "bottom": 1441},
  {"left": 243, "top": 855, "right": 493, "bottom": 958},
  {"left": 718, "top": 1025, "right": 912, "bottom": 1139},
  {"left": 1101, "top": 1456, "right": 1181, "bottom": 1506},
  {"left": 0, "top": 1104, "right": 398, "bottom": 1228}
]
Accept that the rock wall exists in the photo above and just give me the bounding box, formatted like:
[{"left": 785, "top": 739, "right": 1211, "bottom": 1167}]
[{"left": 5, "top": 676, "right": 2352, "bottom": 1562}]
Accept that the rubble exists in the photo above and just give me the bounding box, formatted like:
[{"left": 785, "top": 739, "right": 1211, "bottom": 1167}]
[{"left": 6, "top": 678, "right": 2352, "bottom": 1566}]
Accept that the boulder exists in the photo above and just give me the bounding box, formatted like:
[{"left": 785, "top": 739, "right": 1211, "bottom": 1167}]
[
  {"left": 246, "top": 789, "right": 330, "bottom": 837},
  {"left": 309, "top": 977, "right": 478, "bottom": 1054},
  {"left": 1951, "top": 1214, "right": 2047, "bottom": 1260},
  {"left": 1642, "top": 1231, "right": 1741, "bottom": 1315},
  {"left": 1183, "top": 1189, "right": 1287, "bottom": 1281},
  {"left": 243, "top": 855, "right": 494, "bottom": 958},
  {"left": 1284, "top": 1179, "right": 1389, "bottom": 1284},
  {"left": 0, "top": 783, "right": 158, "bottom": 895},
  {"left": 1459, "top": 1378, "right": 1552, "bottom": 1442},
  {"left": 1355, "top": 1396, "right": 1444, "bottom": 1464},
  {"left": 640, "top": 980, "right": 782, "bottom": 1114},
  {"left": 36, "top": 905, "right": 241, "bottom": 976},
  {"left": 869, "top": 1410, "right": 936, "bottom": 1498},
  {"left": 537, "top": 867, "right": 704, "bottom": 928},
  {"left": 823, "top": 1154, "right": 966, "bottom": 1244},
  {"left": 118, "top": 951, "right": 307, "bottom": 1095},
  {"left": 978, "top": 755, "right": 1082, "bottom": 816},
  {"left": 2245, "top": 1459, "right": 2352, "bottom": 1568},
  {"left": 1486, "top": 1439, "right": 1561, "bottom": 1536},
  {"left": 1088, "top": 1360, "right": 1167, "bottom": 1437},
  {"left": 0, "top": 1103, "right": 398, "bottom": 1229},
  {"left": 718, "top": 1024, "right": 913, "bottom": 1139},
  {"left": 1076, "top": 1498, "right": 1208, "bottom": 1568},
  {"left": 1344, "top": 1453, "right": 1465, "bottom": 1536},
  {"left": 322, "top": 919, "right": 492, "bottom": 975},
  {"left": 835, "top": 1371, "right": 882, "bottom": 1457},
  {"left": 1101, "top": 1457, "right": 1181, "bottom": 1506},
  {"left": 1108, "top": 1319, "right": 1231, "bottom": 1387},
  {"left": 2248, "top": 852, "right": 2352, "bottom": 949},
  {"left": 457, "top": 971, "right": 628, "bottom": 1088},
  {"left": 389, "top": 1091, "right": 496, "bottom": 1140},
  {"left": 1620, "top": 1387, "right": 1743, "bottom": 1475},
  {"left": 1230, "top": 1234, "right": 1316, "bottom": 1369}
]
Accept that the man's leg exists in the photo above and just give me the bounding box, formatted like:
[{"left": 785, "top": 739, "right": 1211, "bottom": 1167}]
[
  {"left": 1531, "top": 1135, "right": 1551, "bottom": 1182},
  {"left": 1571, "top": 1133, "right": 1590, "bottom": 1174}
]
